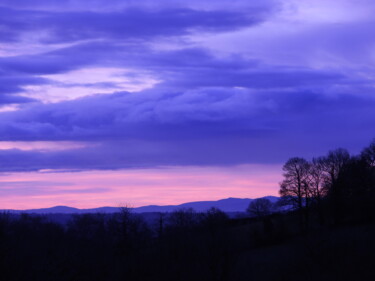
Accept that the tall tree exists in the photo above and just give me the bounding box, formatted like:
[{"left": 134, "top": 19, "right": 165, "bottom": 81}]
[
  {"left": 320, "top": 148, "right": 350, "bottom": 224},
  {"left": 307, "top": 157, "right": 328, "bottom": 225},
  {"left": 308, "top": 157, "right": 327, "bottom": 202},
  {"left": 279, "top": 157, "right": 310, "bottom": 212},
  {"left": 361, "top": 139, "right": 375, "bottom": 167},
  {"left": 333, "top": 157, "right": 375, "bottom": 222},
  {"left": 279, "top": 157, "right": 311, "bottom": 231},
  {"left": 321, "top": 148, "right": 350, "bottom": 188}
]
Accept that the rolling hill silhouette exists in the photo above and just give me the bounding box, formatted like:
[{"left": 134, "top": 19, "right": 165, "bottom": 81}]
[{"left": 4, "top": 196, "right": 279, "bottom": 214}]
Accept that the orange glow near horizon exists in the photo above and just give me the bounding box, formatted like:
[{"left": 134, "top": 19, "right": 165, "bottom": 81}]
[{"left": 0, "top": 165, "right": 282, "bottom": 210}]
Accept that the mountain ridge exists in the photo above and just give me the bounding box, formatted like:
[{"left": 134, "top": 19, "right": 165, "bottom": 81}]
[{"left": 2, "top": 196, "right": 279, "bottom": 214}]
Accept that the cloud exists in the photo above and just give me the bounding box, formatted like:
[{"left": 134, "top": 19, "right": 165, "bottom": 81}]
[
  {"left": 0, "top": 180, "right": 110, "bottom": 196},
  {"left": 0, "top": 42, "right": 350, "bottom": 102},
  {"left": 0, "top": 0, "right": 373, "bottom": 172},
  {"left": 0, "top": 0, "right": 279, "bottom": 12},
  {"left": 0, "top": 85, "right": 373, "bottom": 171},
  {"left": 0, "top": 70, "right": 50, "bottom": 92},
  {"left": 0, "top": 5, "right": 272, "bottom": 44},
  {"left": 0, "top": 94, "right": 35, "bottom": 105},
  {"left": 0, "top": 70, "right": 44, "bottom": 105}
]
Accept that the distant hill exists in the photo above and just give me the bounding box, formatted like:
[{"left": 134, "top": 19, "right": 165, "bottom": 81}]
[{"left": 3, "top": 196, "right": 279, "bottom": 214}]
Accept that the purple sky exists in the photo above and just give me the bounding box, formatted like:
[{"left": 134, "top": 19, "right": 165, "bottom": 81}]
[{"left": 0, "top": 0, "right": 374, "bottom": 208}]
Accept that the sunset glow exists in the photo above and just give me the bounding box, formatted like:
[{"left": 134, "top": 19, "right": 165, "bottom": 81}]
[{"left": 0, "top": 165, "right": 281, "bottom": 209}]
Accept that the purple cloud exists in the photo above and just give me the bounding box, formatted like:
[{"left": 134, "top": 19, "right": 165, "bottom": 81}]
[
  {"left": 0, "top": 85, "right": 373, "bottom": 171},
  {"left": 0, "top": 5, "right": 271, "bottom": 44},
  {"left": 0, "top": 180, "right": 110, "bottom": 196},
  {"left": 0, "top": 0, "right": 373, "bottom": 173}
]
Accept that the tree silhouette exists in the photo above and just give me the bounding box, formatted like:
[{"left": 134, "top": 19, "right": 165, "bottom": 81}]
[
  {"left": 321, "top": 148, "right": 350, "bottom": 188},
  {"left": 320, "top": 148, "right": 350, "bottom": 224},
  {"left": 279, "top": 157, "right": 310, "bottom": 230},
  {"left": 168, "top": 208, "right": 197, "bottom": 230},
  {"left": 307, "top": 157, "right": 328, "bottom": 224},
  {"left": 361, "top": 139, "right": 375, "bottom": 167},
  {"left": 246, "top": 198, "right": 272, "bottom": 218},
  {"left": 308, "top": 157, "right": 327, "bottom": 202},
  {"left": 279, "top": 157, "right": 310, "bottom": 210}
]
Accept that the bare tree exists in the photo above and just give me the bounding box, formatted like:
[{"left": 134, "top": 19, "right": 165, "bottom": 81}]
[
  {"left": 279, "top": 157, "right": 310, "bottom": 211},
  {"left": 279, "top": 157, "right": 311, "bottom": 230},
  {"left": 319, "top": 148, "right": 350, "bottom": 224},
  {"left": 307, "top": 157, "right": 329, "bottom": 225},
  {"left": 246, "top": 198, "right": 272, "bottom": 218},
  {"left": 321, "top": 148, "right": 350, "bottom": 188},
  {"left": 361, "top": 139, "right": 375, "bottom": 167},
  {"left": 308, "top": 157, "right": 327, "bottom": 202}
]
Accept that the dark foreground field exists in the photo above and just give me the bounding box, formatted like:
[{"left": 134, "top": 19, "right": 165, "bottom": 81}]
[{"left": 0, "top": 207, "right": 374, "bottom": 281}]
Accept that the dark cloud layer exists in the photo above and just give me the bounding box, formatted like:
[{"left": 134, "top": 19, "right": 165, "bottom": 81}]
[
  {"left": 0, "top": 0, "right": 374, "bottom": 172},
  {"left": 0, "top": 6, "right": 268, "bottom": 44},
  {"left": 0, "top": 87, "right": 374, "bottom": 171}
]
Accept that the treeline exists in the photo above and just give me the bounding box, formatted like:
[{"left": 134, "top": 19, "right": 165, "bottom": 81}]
[
  {"left": 0, "top": 140, "right": 374, "bottom": 280},
  {"left": 0, "top": 207, "right": 252, "bottom": 281},
  {"left": 1, "top": 201, "right": 374, "bottom": 281},
  {"left": 279, "top": 139, "right": 375, "bottom": 228}
]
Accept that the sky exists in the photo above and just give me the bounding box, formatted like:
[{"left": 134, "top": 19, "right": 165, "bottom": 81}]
[{"left": 0, "top": 0, "right": 374, "bottom": 209}]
